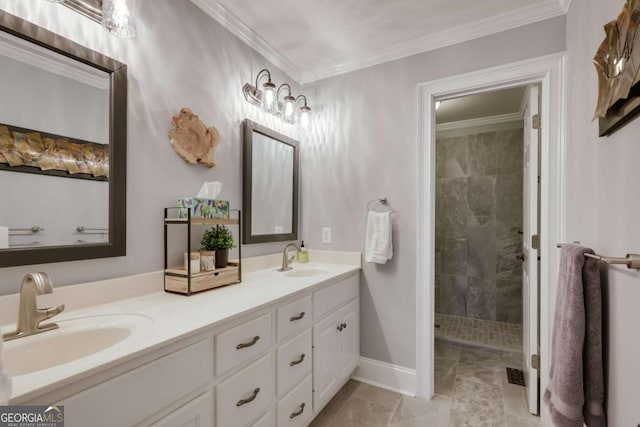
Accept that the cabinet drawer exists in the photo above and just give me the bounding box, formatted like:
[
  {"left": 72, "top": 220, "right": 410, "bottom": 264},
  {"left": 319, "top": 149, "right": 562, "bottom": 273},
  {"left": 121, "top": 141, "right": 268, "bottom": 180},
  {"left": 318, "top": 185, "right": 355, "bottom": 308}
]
[
  {"left": 217, "top": 353, "right": 274, "bottom": 427},
  {"left": 216, "top": 313, "right": 272, "bottom": 376},
  {"left": 61, "top": 339, "right": 213, "bottom": 427},
  {"left": 313, "top": 274, "right": 358, "bottom": 319},
  {"left": 277, "top": 329, "right": 312, "bottom": 396},
  {"left": 151, "top": 391, "right": 213, "bottom": 427},
  {"left": 251, "top": 411, "right": 273, "bottom": 427},
  {"left": 276, "top": 295, "right": 312, "bottom": 340},
  {"left": 277, "top": 375, "right": 313, "bottom": 427}
]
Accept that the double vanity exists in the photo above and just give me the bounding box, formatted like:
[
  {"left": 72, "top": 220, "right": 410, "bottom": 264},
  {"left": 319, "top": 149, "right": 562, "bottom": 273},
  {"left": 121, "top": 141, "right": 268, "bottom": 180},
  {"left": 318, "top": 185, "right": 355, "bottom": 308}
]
[{"left": 0, "top": 252, "right": 361, "bottom": 427}]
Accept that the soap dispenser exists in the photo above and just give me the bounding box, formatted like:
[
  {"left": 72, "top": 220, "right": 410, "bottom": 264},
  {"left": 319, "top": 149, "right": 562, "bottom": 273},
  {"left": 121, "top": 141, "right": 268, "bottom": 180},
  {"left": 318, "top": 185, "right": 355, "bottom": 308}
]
[{"left": 297, "top": 241, "right": 309, "bottom": 263}]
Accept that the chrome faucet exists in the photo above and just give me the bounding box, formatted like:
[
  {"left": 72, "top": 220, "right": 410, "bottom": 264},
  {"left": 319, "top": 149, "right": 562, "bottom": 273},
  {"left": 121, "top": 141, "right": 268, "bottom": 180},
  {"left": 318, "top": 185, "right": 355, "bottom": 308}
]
[
  {"left": 278, "top": 243, "right": 301, "bottom": 272},
  {"left": 2, "top": 273, "right": 65, "bottom": 341}
]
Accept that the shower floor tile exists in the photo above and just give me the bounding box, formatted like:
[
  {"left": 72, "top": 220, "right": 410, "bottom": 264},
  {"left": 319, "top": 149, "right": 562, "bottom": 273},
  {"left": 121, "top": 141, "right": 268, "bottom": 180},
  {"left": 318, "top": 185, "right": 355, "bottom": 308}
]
[{"left": 435, "top": 313, "right": 522, "bottom": 351}]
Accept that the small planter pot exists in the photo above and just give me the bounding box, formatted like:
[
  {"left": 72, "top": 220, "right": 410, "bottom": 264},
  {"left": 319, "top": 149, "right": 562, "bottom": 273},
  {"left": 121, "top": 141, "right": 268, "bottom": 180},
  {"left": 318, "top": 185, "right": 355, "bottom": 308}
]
[
  {"left": 215, "top": 248, "right": 229, "bottom": 268},
  {"left": 200, "top": 250, "right": 215, "bottom": 271}
]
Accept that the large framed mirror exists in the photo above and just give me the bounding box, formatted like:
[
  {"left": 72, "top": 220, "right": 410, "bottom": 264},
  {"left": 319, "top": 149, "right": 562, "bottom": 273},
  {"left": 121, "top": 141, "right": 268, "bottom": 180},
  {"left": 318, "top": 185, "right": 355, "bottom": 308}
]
[
  {"left": 242, "top": 120, "right": 298, "bottom": 244},
  {"left": 0, "top": 11, "right": 127, "bottom": 267}
]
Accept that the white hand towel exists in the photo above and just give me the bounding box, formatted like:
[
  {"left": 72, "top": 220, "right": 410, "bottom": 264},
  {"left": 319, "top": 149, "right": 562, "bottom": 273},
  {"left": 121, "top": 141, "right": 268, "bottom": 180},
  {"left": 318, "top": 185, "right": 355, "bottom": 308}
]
[
  {"left": 365, "top": 211, "right": 393, "bottom": 264},
  {"left": 0, "top": 337, "right": 11, "bottom": 404},
  {"left": 0, "top": 227, "right": 8, "bottom": 249}
]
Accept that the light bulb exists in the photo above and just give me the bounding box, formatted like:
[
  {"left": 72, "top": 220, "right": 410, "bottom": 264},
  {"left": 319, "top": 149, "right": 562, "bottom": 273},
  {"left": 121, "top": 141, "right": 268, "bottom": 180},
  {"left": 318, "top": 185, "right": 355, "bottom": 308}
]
[
  {"left": 435, "top": 101, "right": 441, "bottom": 110},
  {"left": 102, "top": 0, "right": 137, "bottom": 39},
  {"left": 299, "top": 106, "right": 311, "bottom": 127},
  {"left": 284, "top": 95, "right": 295, "bottom": 122},
  {"left": 262, "top": 82, "right": 276, "bottom": 112}
]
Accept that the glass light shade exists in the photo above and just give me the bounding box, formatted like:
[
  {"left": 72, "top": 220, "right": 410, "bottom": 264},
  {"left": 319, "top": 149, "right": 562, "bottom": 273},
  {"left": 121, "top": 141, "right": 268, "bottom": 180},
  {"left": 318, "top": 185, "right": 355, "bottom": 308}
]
[
  {"left": 283, "top": 95, "right": 295, "bottom": 122},
  {"left": 299, "top": 106, "right": 311, "bottom": 127},
  {"left": 102, "top": 0, "right": 137, "bottom": 39},
  {"left": 262, "top": 82, "right": 276, "bottom": 112}
]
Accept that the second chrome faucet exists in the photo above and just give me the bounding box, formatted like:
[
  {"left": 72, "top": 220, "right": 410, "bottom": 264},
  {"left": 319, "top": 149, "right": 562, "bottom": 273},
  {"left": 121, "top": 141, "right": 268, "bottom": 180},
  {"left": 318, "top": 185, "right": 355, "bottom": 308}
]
[{"left": 278, "top": 243, "right": 301, "bottom": 272}]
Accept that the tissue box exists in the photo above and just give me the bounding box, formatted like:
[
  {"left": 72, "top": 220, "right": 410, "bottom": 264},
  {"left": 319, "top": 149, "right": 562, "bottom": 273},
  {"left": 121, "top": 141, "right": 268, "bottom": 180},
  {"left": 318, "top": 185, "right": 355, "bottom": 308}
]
[{"left": 177, "top": 198, "right": 229, "bottom": 219}]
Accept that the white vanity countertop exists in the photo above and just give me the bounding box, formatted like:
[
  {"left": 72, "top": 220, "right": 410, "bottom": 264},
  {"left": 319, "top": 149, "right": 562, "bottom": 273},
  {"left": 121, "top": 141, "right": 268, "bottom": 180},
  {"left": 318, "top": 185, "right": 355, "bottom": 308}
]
[{"left": 2, "top": 257, "right": 361, "bottom": 403}]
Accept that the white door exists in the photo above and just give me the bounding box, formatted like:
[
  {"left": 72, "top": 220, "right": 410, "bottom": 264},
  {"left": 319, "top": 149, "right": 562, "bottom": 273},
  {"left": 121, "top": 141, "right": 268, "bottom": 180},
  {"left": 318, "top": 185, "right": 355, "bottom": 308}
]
[
  {"left": 336, "top": 300, "right": 359, "bottom": 381},
  {"left": 522, "top": 85, "right": 540, "bottom": 415}
]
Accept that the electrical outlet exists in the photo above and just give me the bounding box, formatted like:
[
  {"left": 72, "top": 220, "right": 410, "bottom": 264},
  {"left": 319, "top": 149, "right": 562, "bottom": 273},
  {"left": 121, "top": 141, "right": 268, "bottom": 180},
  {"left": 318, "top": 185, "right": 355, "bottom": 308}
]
[{"left": 322, "top": 227, "right": 332, "bottom": 244}]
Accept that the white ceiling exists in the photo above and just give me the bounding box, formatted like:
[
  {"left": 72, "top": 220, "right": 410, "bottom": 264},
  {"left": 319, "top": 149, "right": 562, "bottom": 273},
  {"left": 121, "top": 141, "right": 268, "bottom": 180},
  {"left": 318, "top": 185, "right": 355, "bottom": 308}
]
[
  {"left": 436, "top": 86, "right": 527, "bottom": 124},
  {"left": 191, "top": 0, "right": 571, "bottom": 83}
]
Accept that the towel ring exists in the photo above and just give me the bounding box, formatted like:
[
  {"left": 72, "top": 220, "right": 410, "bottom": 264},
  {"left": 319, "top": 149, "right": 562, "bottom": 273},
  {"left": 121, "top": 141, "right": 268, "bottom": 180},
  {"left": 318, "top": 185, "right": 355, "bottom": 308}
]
[{"left": 367, "top": 197, "right": 393, "bottom": 213}]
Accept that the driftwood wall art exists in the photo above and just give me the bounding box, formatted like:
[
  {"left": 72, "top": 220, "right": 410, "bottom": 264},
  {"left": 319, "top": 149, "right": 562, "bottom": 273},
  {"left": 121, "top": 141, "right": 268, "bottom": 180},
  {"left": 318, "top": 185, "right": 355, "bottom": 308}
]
[
  {"left": 168, "top": 108, "right": 220, "bottom": 168},
  {"left": 594, "top": 0, "right": 640, "bottom": 136}
]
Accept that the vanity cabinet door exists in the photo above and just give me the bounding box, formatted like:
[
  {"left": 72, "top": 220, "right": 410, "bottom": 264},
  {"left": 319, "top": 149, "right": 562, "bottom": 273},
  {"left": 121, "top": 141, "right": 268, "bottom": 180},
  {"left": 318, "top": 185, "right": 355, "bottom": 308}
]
[
  {"left": 312, "top": 309, "right": 341, "bottom": 410},
  {"left": 336, "top": 300, "right": 359, "bottom": 381},
  {"left": 151, "top": 391, "right": 213, "bottom": 427}
]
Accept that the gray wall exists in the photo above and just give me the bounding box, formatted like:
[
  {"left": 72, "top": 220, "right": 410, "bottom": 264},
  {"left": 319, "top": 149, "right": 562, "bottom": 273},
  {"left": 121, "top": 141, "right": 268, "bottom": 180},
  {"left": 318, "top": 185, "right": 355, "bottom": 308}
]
[
  {"left": 302, "top": 17, "right": 565, "bottom": 369},
  {"left": 566, "top": 1, "right": 640, "bottom": 424},
  {"left": 435, "top": 128, "right": 524, "bottom": 324},
  {"left": 0, "top": 0, "right": 300, "bottom": 293}
]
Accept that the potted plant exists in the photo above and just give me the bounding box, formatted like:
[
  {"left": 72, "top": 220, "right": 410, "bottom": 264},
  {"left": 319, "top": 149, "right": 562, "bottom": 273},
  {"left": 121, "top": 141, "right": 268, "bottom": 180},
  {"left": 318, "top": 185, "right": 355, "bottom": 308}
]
[{"left": 201, "top": 225, "right": 234, "bottom": 268}]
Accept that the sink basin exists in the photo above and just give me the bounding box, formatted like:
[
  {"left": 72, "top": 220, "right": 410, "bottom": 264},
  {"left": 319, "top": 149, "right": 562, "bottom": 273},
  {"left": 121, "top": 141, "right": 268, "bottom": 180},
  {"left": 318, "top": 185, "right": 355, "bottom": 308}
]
[
  {"left": 285, "top": 269, "right": 329, "bottom": 278},
  {"left": 3, "top": 314, "right": 152, "bottom": 376}
]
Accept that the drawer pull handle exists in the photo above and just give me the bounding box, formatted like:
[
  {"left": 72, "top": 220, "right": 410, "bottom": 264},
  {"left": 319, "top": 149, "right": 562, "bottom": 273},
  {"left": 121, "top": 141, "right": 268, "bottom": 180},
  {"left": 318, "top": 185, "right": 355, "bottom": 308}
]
[
  {"left": 236, "top": 336, "right": 260, "bottom": 350},
  {"left": 236, "top": 387, "right": 260, "bottom": 407},
  {"left": 337, "top": 323, "right": 347, "bottom": 331},
  {"left": 290, "top": 311, "right": 306, "bottom": 322},
  {"left": 290, "top": 403, "right": 306, "bottom": 419},
  {"left": 290, "top": 353, "right": 306, "bottom": 366}
]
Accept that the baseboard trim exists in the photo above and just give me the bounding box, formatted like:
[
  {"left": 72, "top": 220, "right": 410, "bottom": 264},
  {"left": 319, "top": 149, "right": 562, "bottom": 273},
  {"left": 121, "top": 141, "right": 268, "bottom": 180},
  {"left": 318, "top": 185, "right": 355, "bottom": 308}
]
[{"left": 351, "top": 357, "right": 417, "bottom": 397}]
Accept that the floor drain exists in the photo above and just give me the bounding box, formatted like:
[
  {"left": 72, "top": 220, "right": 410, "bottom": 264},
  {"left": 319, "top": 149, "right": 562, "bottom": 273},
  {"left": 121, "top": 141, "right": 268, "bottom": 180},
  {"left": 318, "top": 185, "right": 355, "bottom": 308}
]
[{"left": 506, "top": 368, "right": 525, "bottom": 386}]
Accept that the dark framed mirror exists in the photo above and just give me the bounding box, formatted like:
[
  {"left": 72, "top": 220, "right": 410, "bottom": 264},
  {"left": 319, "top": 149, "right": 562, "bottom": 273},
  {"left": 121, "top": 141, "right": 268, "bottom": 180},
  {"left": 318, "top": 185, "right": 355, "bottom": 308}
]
[
  {"left": 242, "top": 119, "right": 298, "bottom": 244},
  {"left": 0, "top": 11, "right": 127, "bottom": 267}
]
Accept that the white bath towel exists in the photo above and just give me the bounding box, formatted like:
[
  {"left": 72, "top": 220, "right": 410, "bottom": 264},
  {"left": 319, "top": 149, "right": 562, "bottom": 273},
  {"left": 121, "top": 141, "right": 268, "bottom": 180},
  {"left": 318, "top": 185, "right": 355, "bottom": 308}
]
[
  {"left": 0, "top": 337, "right": 11, "bottom": 405},
  {"left": 365, "top": 211, "right": 393, "bottom": 264}
]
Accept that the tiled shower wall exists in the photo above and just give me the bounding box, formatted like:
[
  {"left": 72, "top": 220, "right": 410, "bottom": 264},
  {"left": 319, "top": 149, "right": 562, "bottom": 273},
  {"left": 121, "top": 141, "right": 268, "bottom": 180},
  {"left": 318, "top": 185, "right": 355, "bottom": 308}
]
[{"left": 435, "top": 128, "right": 524, "bottom": 324}]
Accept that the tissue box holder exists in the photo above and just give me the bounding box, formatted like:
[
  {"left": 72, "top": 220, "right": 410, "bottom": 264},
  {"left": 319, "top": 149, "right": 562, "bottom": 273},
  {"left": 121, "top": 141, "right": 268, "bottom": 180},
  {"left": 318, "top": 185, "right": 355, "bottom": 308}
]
[{"left": 177, "top": 198, "right": 230, "bottom": 219}]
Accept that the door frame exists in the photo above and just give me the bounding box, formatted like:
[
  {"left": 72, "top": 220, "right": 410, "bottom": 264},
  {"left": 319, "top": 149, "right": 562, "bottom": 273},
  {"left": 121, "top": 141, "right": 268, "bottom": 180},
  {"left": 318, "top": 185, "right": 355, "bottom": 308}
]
[{"left": 415, "top": 52, "right": 566, "bottom": 423}]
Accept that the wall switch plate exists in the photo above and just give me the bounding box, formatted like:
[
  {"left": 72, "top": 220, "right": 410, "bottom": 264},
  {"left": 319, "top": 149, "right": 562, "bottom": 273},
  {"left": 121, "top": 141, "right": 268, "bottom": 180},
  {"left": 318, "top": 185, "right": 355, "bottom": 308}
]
[{"left": 322, "top": 227, "right": 331, "bottom": 244}]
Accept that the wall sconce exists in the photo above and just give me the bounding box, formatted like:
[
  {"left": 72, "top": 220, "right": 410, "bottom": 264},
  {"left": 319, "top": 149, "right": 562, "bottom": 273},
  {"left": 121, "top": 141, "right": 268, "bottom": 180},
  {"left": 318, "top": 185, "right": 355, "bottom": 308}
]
[
  {"left": 243, "top": 68, "right": 312, "bottom": 127},
  {"left": 44, "top": 0, "right": 137, "bottom": 39}
]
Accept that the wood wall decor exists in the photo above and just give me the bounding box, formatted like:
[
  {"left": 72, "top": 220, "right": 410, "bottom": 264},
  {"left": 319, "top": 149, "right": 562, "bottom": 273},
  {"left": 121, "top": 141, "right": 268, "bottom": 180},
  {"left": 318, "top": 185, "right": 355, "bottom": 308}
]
[
  {"left": 594, "top": 0, "right": 640, "bottom": 136},
  {"left": 168, "top": 108, "right": 220, "bottom": 168}
]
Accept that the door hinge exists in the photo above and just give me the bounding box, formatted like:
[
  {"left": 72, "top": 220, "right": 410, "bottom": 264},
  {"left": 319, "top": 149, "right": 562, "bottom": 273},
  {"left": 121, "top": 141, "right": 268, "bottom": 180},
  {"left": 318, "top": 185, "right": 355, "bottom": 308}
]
[
  {"left": 531, "top": 354, "right": 540, "bottom": 370},
  {"left": 532, "top": 114, "right": 541, "bottom": 130},
  {"left": 531, "top": 234, "right": 540, "bottom": 250}
]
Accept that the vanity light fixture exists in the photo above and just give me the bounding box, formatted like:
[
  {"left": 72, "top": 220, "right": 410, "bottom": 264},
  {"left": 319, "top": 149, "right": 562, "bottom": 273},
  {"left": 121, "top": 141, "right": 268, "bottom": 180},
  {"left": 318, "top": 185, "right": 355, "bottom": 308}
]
[
  {"left": 102, "top": 0, "right": 137, "bottom": 39},
  {"left": 242, "top": 68, "right": 312, "bottom": 127}
]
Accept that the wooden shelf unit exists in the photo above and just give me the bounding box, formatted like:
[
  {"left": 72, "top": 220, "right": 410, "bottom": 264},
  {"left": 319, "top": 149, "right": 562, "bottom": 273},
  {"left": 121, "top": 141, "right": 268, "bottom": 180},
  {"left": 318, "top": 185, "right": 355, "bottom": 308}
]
[{"left": 164, "top": 207, "right": 241, "bottom": 296}]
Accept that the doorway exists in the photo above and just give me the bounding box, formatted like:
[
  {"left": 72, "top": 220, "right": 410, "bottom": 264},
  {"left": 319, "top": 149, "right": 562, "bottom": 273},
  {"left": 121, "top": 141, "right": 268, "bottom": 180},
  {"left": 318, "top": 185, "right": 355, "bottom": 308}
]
[
  {"left": 415, "top": 53, "right": 566, "bottom": 426},
  {"left": 432, "top": 84, "right": 540, "bottom": 420}
]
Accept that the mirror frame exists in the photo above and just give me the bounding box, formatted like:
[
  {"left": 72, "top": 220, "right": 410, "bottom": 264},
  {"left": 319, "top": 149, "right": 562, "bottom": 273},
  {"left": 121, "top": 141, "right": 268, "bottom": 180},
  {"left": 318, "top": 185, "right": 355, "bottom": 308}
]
[
  {"left": 242, "top": 119, "right": 298, "bottom": 244},
  {"left": 0, "top": 11, "right": 127, "bottom": 267}
]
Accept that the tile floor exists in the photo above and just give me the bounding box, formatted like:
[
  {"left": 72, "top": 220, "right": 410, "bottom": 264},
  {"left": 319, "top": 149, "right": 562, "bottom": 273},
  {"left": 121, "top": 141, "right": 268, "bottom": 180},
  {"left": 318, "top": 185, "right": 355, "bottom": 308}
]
[
  {"left": 435, "top": 314, "right": 523, "bottom": 351},
  {"left": 310, "top": 341, "right": 540, "bottom": 427}
]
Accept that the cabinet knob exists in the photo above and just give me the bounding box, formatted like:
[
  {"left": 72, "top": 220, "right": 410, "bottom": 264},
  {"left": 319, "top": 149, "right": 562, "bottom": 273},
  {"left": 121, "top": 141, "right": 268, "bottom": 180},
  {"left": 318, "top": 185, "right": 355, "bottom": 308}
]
[
  {"left": 337, "top": 323, "right": 347, "bottom": 331},
  {"left": 290, "top": 312, "right": 305, "bottom": 322},
  {"left": 290, "top": 353, "right": 306, "bottom": 367},
  {"left": 236, "top": 336, "right": 260, "bottom": 350},
  {"left": 236, "top": 387, "right": 260, "bottom": 407},
  {"left": 290, "top": 403, "right": 306, "bottom": 419}
]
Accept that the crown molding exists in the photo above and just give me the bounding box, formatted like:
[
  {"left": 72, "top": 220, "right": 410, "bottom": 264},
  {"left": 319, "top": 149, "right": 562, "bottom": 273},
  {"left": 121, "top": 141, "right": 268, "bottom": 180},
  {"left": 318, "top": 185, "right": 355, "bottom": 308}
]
[
  {"left": 436, "top": 112, "right": 524, "bottom": 133},
  {"left": 190, "top": 0, "right": 303, "bottom": 82},
  {"left": 300, "top": 0, "right": 565, "bottom": 83},
  {"left": 191, "top": 0, "right": 566, "bottom": 85},
  {"left": 0, "top": 31, "right": 109, "bottom": 90}
]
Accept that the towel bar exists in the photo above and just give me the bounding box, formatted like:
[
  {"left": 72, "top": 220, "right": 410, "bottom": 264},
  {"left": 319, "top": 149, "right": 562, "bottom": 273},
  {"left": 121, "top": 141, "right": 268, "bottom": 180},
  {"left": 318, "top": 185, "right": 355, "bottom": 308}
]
[{"left": 557, "top": 243, "right": 640, "bottom": 270}]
